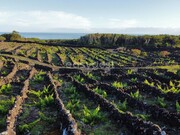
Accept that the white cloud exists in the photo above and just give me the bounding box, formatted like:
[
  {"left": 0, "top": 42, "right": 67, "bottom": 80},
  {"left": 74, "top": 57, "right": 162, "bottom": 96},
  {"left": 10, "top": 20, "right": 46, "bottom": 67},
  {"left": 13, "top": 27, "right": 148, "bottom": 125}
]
[
  {"left": 0, "top": 11, "right": 91, "bottom": 32},
  {"left": 107, "top": 19, "right": 139, "bottom": 28},
  {"left": 1, "top": 10, "right": 180, "bottom": 34}
]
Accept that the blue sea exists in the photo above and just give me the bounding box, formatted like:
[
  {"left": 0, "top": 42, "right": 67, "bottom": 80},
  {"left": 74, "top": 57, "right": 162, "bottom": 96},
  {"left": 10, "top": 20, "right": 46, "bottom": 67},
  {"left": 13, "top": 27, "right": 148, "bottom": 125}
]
[{"left": 0, "top": 32, "right": 87, "bottom": 40}]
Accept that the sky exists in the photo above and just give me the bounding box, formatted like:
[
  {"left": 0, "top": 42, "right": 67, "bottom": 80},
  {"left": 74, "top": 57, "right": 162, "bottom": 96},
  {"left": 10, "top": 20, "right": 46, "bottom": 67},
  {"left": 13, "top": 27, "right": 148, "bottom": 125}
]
[{"left": 0, "top": 0, "right": 180, "bottom": 34}]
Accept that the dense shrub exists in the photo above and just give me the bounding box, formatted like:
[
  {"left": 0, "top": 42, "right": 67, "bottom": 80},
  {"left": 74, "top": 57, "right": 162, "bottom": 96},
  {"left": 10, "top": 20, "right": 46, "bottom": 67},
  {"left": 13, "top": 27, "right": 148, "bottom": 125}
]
[
  {"left": 0, "top": 36, "right": 6, "bottom": 42},
  {"left": 79, "top": 34, "right": 180, "bottom": 48},
  {"left": 10, "top": 31, "right": 22, "bottom": 41},
  {"left": 131, "top": 49, "right": 141, "bottom": 56},
  {"left": 159, "top": 51, "right": 170, "bottom": 57},
  {"left": 1, "top": 31, "right": 22, "bottom": 41}
]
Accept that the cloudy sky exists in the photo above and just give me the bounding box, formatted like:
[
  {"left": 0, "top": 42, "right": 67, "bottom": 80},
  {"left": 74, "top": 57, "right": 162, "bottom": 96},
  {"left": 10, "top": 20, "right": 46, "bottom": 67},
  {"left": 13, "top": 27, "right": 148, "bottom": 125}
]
[{"left": 1, "top": 0, "right": 180, "bottom": 34}]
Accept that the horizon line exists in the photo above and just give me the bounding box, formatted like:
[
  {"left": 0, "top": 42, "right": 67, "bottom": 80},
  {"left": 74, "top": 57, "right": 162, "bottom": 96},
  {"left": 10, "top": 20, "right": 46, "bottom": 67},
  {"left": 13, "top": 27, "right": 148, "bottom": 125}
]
[{"left": 0, "top": 32, "right": 180, "bottom": 36}]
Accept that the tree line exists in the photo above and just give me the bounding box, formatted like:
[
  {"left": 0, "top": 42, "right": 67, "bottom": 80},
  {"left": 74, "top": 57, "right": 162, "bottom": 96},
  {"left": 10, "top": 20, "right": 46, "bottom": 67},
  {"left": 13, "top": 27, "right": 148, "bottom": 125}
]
[
  {"left": 1, "top": 32, "right": 180, "bottom": 49},
  {"left": 79, "top": 33, "right": 180, "bottom": 48}
]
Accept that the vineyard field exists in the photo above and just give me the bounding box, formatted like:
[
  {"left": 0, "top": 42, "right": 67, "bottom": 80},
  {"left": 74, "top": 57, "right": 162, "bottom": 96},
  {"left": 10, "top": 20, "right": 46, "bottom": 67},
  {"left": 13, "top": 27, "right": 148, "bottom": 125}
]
[{"left": 0, "top": 42, "right": 179, "bottom": 135}]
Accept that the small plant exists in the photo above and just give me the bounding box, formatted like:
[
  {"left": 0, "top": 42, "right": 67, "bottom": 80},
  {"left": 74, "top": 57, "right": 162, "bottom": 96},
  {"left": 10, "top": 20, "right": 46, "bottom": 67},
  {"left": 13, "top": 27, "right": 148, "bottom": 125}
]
[
  {"left": 47, "top": 48, "right": 53, "bottom": 54},
  {"left": 34, "top": 74, "right": 44, "bottom": 83},
  {"left": 158, "top": 84, "right": 179, "bottom": 94},
  {"left": 93, "top": 87, "right": 107, "bottom": 98},
  {"left": 0, "top": 116, "right": 6, "bottom": 128},
  {"left": 59, "top": 53, "right": 66, "bottom": 63},
  {"left": 29, "top": 86, "right": 50, "bottom": 98},
  {"left": 29, "top": 90, "right": 42, "bottom": 98},
  {"left": 41, "top": 52, "right": 47, "bottom": 60},
  {"left": 169, "top": 86, "right": 179, "bottom": 94},
  {"left": 110, "top": 61, "right": 114, "bottom": 67},
  {"left": 53, "top": 75, "right": 63, "bottom": 83},
  {"left": 64, "top": 85, "right": 76, "bottom": 94},
  {"left": 19, "top": 76, "right": 26, "bottom": 81},
  {"left": 59, "top": 79, "right": 63, "bottom": 83},
  {"left": 135, "top": 114, "right": 150, "bottom": 121},
  {"left": 0, "top": 97, "right": 15, "bottom": 114},
  {"left": 31, "top": 53, "right": 37, "bottom": 58},
  {"left": 34, "top": 94, "right": 54, "bottom": 108},
  {"left": 127, "top": 69, "right": 133, "bottom": 75},
  {"left": 33, "top": 71, "right": 45, "bottom": 83},
  {"left": 176, "top": 101, "right": 180, "bottom": 113},
  {"left": 157, "top": 84, "right": 163, "bottom": 90},
  {"left": 141, "top": 52, "right": 148, "bottom": 57},
  {"left": 64, "top": 85, "right": 79, "bottom": 99},
  {"left": 18, "top": 118, "right": 41, "bottom": 132},
  {"left": 153, "top": 70, "right": 159, "bottom": 75},
  {"left": 130, "top": 90, "right": 141, "bottom": 100},
  {"left": 66, "top": 99, "right": 80, "bottom": 113},
  {"left": 157, "top": 97, "right": 166, "bottom": 108},
  {"left": 76, "top": 54, "right": 84, "bottom": 61},
  {"left": 19, "top": 107, "right": 30, "bottom": 120},
  {"left": 169, "top": 81, "right": 175, "bottom": 87},
  {"left": 168, "top": 60, "right": 175, "bottom": 64},
  {"left": 1, "top": 70, "right": 8, "bottom": 76},
  {"left": 38, "top": 111, "right": 55, "bottom": 123},
  {"left": 131, "top": 77, "right": 137, "bottom": 82},
  {"left": 118, "top": 99, "right": 127, "bottom": 111},
  {"left": 86, "top": 72, "right": 96, "bottom": 80},
  {"left": 74, "top": 75, "right": 85, "bottom": 83},
  {"left": 82, "top": 105, "right": 105, "bottom": 126},
  {"left": 18, "top": 111, "right": 55, "bottom": 132},
  {"left": 112, "top": 81, "right": 127, "bottom": 89},
  {"left": 42, "top": 85, "right": 50, "bottom": 94},
  {"left": 19, "top": 50, "right": 26, "bottom": 56},
  {"left": 144, "top": 79, "right": 154, "bottom": 87},
  {"left": 0, "top": 83, "right": 12, "bottom": 94}
]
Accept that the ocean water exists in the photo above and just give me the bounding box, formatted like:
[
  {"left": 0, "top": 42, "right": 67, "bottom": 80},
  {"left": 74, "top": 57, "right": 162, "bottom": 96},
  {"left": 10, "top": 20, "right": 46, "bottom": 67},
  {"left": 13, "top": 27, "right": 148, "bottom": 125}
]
[{"left": 0, "top": 32, "right": 87, "bottom": 40}]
